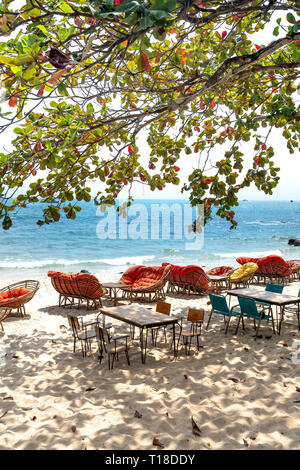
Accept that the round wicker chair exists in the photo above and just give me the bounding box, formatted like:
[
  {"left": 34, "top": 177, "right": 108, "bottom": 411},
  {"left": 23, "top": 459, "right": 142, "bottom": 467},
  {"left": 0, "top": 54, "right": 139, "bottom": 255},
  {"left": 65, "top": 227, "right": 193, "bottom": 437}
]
[
  {"left": 0, "top": 280, "right": 40, "bottom": 316},
  {"left": 228, "top": 263, "right": 258, "bottom": 289}
]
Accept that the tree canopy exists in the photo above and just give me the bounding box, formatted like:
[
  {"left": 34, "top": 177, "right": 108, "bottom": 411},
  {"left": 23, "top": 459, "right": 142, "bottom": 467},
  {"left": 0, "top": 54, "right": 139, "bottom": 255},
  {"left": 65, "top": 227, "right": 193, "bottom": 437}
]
[{"left": 0, "top": 0, "right": 299, "bottom": 230}]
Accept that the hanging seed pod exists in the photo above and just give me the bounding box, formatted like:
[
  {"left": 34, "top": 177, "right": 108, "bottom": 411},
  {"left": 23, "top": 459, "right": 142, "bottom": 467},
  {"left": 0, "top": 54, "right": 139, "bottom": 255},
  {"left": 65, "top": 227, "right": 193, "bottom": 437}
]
[
  {"left": 2, "top": 214, "right": 12, "bottom": 230},
  {"left": 48, "top": 47, "right": 70, "bottom": 69}
]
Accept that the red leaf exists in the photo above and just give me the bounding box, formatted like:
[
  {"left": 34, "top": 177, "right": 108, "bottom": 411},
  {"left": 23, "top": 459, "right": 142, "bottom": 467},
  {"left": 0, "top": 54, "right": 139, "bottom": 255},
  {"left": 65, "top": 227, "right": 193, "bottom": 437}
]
[
  {"left": 128, "top": 145, "right": 134, "bottom": 156},
  {"left": 255, "top": 44, "right": 261, "bottom": 50},
  {"left": 35, "top": 142, "right": 42, "bottom": 152},
  {"left": 8, "top": 96, "right": 17, "bottom": 107},
  {"left": 38, "top": 84, "right": 45, "bottom": 97},
  {"left": 222, "top": 31, "right": 227, "bottom": 39},
  {"left": 141, "top": 52, "right": 151, "bottom": 72},
  {"left": 74, "top": 16, "right": 83, "bottom": 27},
  {"left": 261, "top": 143, "right": 267, "bottom": 150},
  {"left": 210, "top": 101, "right": 216, "bottom": 109},
  {"left": 173, "top": 166, "right": 180, "bottom": 171}
]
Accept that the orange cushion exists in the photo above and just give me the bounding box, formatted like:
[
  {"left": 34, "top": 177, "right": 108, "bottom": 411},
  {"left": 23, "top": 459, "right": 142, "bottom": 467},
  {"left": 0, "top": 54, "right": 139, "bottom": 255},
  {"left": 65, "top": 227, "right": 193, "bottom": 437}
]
[
  {"left": 206, "top": 266, "right": 233, "bottom": 276},
  {"left": 162, "top": 263, "right": 209, "bottom": 290},
  {"left": 120, "top": 266, "right": 169, "bottom": 287},
  {"left": 0, "top": 288, "right": 31, "bottom": 303}
]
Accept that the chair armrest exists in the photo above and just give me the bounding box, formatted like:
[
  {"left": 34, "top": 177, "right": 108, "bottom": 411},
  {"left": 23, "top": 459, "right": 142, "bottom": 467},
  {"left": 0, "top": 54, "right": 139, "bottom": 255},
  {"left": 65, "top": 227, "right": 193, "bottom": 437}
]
[{"left": 230, "top": 304, "right": 240, "bottom": 312}]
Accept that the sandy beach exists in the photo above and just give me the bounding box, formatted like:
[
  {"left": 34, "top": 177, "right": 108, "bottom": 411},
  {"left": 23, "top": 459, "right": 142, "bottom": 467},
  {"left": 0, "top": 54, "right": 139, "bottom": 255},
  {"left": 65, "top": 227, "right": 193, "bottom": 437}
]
[{"left": 1, "top": 271, "right": 300, "bottom": 450}]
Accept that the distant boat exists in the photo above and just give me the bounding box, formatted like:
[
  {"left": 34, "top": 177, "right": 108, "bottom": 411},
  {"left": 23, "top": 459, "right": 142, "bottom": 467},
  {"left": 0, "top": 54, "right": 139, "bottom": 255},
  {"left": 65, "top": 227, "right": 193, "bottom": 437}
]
[
  {"left": 290, "top": 200, "right": 294, "bottom": 203},
  {"left": 243, "top": 199, "right": 248, "bottom": 201}
]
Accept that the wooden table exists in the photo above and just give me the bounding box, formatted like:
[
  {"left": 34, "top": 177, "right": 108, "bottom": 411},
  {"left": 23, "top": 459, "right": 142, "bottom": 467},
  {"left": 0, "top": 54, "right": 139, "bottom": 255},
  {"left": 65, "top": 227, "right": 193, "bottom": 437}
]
[
  {"left": 99, "top": 304, "right": 178, "bottom": 363},
  {"left": 227, "top": 288, "right": 300, "bottom": 334},
  {"left": 102, "top": 283, "right": 132, "bottom": 306}
]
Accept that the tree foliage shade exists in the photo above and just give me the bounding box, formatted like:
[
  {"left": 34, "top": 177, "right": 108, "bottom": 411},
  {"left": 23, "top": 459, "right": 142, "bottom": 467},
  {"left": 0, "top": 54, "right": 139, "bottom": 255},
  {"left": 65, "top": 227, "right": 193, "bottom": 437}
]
[{"left": 0, "top": 0, "right": 299, "bottom": 230}]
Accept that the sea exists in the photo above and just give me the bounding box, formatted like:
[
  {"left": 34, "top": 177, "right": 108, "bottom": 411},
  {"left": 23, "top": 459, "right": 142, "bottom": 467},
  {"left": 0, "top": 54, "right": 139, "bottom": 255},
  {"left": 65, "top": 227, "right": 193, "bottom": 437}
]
[{"left": 1, "top": 199, "right": 300, "bottom": 280}]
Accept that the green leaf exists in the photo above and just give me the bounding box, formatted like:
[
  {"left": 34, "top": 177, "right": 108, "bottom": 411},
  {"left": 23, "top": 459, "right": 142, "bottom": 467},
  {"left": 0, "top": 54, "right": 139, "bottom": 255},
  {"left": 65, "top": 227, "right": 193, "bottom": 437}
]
[{"left": 287, "top": 13, "right": 296, "bottom": 24}]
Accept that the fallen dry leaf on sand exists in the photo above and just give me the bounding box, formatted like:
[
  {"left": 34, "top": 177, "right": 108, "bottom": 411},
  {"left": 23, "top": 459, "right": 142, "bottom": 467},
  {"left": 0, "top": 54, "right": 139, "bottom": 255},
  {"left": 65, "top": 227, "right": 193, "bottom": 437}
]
[
  {"left": 296, "top": 387, "right": 300, "bottom": 393},
  {"left": 153, "top": 438, "right": 165, "bottom": 449},
  {"left": 191, "top": 417, "right": 201, "bottom": 436},
  {"left": 60, "top": 325, "right": 67, "bottom": 330},
  {"left": 71, "top": 425, "right": 77, "bottom": 433},
  {"left": 85, "top": 387, "right": 96, "bottom": 392},
  {"left": 134, "top": 410, "right": 142, "bottom": 419},
  {"left": 243, "top": 438, "right": 249, "bottom": 447},
  {"left": 228, "top": 377, "right": 239, "bottom": 383}
]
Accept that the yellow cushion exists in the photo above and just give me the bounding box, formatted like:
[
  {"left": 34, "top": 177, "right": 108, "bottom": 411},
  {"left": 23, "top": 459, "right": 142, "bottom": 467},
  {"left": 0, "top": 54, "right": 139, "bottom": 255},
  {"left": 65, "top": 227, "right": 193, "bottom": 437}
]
[{"left": 230, "top": 262, "right": 258, "bottom": 280}]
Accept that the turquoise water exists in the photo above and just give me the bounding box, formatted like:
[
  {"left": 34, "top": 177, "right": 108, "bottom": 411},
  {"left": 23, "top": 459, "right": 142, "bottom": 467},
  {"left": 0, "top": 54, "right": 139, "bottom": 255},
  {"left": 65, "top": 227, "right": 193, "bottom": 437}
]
[{"left": 1, "top": 200, "right": 300, "bottom": 279}]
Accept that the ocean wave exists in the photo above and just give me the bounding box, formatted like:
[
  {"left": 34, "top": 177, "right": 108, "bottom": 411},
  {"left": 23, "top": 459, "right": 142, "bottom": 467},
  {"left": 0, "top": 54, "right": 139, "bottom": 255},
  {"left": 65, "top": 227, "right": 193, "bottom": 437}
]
[
  {"left": 243, "top": 220, "right": 291, "bottom": 226},
  {"left": 215, "top": 249, "right": 282, "bottom": 259},
  {"left": 0, "top": 255, "right": 155, "bottom": 269}
]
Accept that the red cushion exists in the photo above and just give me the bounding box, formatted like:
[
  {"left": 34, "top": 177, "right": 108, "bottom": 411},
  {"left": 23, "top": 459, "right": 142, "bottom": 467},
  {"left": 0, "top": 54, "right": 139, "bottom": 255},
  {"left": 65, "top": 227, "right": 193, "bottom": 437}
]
[
  {"left": 48, "top": 271, "right": 104, "bottom": 298},
  {"left": 206, "top": 266, "right": 233, "bottom": 276},
  {"left": 0, "top": 288, "right": 31, "bottom": 303},
  {"left": 120, "top": 265, "right": 170, "bottom": 289},
  {"left": 236, "top": 255, "right": 291, "bottom": 277},
  {"left": 162, "top": 263, "right": 209, "bottom": 290}
]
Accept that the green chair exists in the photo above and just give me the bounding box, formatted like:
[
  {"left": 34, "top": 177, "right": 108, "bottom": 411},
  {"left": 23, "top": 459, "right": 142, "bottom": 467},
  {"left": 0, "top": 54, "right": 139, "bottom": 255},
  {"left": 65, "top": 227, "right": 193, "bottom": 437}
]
[
  {"left": 207, "top": 293, "right": 242, "bottom": 334},
  {"left": 265, "top": 283, "right": 284, "bottom": 294},
  {"left": 237, "top": 296, "right": 275, "bottom": 339}
]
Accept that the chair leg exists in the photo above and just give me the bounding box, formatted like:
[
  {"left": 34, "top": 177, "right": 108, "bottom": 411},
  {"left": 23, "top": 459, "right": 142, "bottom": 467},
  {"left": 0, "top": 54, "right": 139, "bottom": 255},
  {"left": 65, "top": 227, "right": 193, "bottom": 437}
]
[
  {"left": 255, "top": 315, "right": 263, "bottom": 340},
  {"left": 125, "top": 350, "right": 130, "bottom": 366},
  {"left": 235, "top": 314, "right": 243, "bottom": 335},
  {"left": 206, "top": 310, "right": 213, "bottom": 330},
  {"left": 225, "top": 313, "right": 233, "bottom": 334}
]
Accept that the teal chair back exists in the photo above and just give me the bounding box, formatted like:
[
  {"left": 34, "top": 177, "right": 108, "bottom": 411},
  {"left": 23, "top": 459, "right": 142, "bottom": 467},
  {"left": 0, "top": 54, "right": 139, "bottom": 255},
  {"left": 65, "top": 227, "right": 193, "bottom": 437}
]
[
  {"left": 209, "top": 294, "right": 229, "bottom": 314},
  {"left": 266, "top": 283, "right": 283, "bottom": 294},
  {"left": 238, "top": 297, "right": 260, "bottom": 319}
]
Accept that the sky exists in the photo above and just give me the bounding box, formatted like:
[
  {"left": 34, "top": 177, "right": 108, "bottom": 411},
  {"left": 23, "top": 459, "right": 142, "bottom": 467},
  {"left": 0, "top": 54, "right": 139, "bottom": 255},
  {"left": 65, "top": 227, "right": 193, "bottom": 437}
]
[{"left": 0, "top": 3, "right": 299, "bottom": 202}]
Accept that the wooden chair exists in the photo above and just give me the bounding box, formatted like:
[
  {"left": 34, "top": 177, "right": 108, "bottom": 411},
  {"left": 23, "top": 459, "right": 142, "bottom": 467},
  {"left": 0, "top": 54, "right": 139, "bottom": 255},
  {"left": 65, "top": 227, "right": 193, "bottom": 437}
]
[
  {"left": 67, "top": 314, "right": 99, "bottom": 357},
  {"left": 95, "top": 326, "right": 130, "bottom": 370},
  {"left": 174, "top": 308, "right": 204, "bottom": 355},
  {"left": 150, "top": 301, "right": 171, "bottom": 346}
]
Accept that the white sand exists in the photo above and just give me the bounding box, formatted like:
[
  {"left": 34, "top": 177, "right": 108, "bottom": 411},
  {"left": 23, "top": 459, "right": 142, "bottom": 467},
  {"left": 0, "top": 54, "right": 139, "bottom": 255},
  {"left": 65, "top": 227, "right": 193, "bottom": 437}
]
[{"left": 0, "top": 272, "right": 300, "bottom": 450}]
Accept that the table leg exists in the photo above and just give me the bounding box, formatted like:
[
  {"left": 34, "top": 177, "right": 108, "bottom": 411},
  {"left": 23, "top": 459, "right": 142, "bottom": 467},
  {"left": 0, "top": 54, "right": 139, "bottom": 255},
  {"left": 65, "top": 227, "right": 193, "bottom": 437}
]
[
  {"left": 139, "top": 327, "right": 148, "bottom": 364},
  {"left": 278, "top": 306, "right": 285, "bottom": 335},
  {"left": 113, "top": 288, "right": 117, "bottom": 306},
  {"left": 172, "top": 322, "right": 177, "bottom": 358}
]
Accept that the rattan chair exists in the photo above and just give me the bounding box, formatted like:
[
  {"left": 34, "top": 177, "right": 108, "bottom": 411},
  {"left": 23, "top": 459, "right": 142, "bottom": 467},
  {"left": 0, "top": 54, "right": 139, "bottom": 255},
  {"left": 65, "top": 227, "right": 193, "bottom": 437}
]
[
  {"left": 0, "top": 280, "right": 39, "bottom": 316},
  {"left": 48, "top": 271, "right": 106, "bottom": 310},
  {"left": 95, "top": 326, "right": 130, "bottom": 370},
  {"left": 120, "top": 265, "right": 171, "bottom": 302},
  {"left": 0, "top": 308, "right": 11, "bottom": 332},
  {"left": 228, "top": 263, "right": 258, "bottom": 289},
  {"left": 174, "top": 308, "right": 204, "bottom": 355}
]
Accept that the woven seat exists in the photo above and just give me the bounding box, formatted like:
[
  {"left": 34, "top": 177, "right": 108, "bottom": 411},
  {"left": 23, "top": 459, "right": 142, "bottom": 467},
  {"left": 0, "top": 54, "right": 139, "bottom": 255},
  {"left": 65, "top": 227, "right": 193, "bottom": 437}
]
[
  {"left": 162, "top": 263, "right": 210, "bottom": 295},
  {"left": 0, "top": 280, "right": 39, "bottom": 316},
  {"left": 48, "top": 271, "right": 106, "bottom": 310},
  {"left": 228, "top": 263, "right": 258, "bottom": 288},
  {"left": 120, "top": 265, "right": 171, "bottom": 302},
  {"left": 236, "top": 255, "right": 291, "bottom": 284}
]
